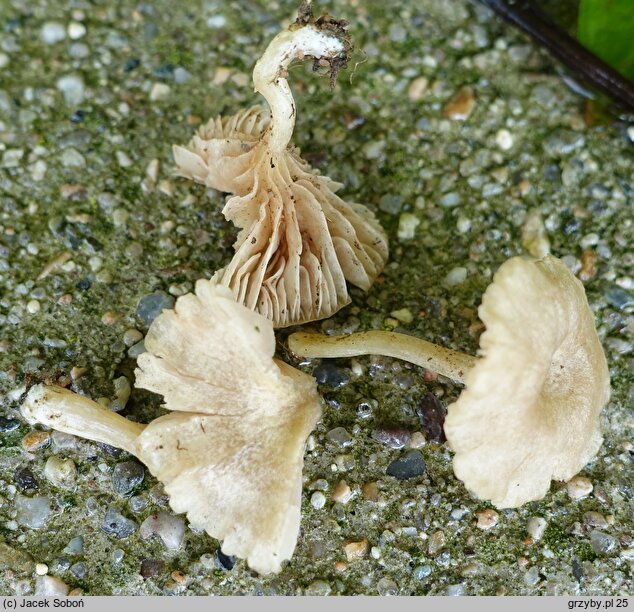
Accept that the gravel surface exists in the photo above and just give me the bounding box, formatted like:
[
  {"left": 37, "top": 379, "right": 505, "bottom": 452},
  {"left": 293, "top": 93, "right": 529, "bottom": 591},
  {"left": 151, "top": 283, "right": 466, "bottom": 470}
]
[{"left": 0, "top": 0, "right": 632, "bottom": 596}]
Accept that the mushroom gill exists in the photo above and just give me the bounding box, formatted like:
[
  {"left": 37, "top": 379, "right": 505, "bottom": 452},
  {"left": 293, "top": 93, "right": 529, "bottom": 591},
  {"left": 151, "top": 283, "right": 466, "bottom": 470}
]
[{"left": 173, "top": 8, "right": 388, "bottom": 327}]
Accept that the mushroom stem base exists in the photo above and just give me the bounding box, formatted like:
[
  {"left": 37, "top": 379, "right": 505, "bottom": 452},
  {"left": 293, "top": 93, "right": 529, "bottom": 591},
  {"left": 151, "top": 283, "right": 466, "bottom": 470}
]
[
  {"left": 288, "top": 331, "right": 476, "bottom": 384},
  {"left": 21, "top": 384, "right": 145, "bottom": 455}
]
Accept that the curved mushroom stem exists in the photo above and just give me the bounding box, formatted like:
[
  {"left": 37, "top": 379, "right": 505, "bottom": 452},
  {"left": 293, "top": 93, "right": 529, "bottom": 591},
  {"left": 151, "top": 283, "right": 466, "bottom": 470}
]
[
  {"left": 253, "top": 21, "right": 348, "bottom": 154},
  {"left": 22, "top": 384, "right": 145, "bottom": 456},
  {"left": 288, "top": 331, "right": 477, "bottom": 385}
]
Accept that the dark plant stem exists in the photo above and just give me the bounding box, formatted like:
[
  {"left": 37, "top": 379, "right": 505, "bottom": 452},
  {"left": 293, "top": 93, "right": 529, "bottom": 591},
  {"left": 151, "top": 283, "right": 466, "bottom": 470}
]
[{"left": 478, "top": 0, "right": 634, "bottom": 113}]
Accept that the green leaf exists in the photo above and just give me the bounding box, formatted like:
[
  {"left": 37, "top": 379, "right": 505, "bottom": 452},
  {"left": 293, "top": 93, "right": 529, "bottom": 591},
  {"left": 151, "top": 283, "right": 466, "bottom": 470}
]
[{"left": 578, "top": 0, "right": 634, "bottom": 82}]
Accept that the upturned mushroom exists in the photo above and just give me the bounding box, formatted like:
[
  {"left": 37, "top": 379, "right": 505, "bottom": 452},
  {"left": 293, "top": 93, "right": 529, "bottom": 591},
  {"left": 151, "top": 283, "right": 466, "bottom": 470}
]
[
  {"left": 173, "top": 5, "right": 388, "bottom": 327},
  {"left": 22, "top": 283, "right": 322, "bottom": 574},
  {"left": 289, "top": 255, "right": 611, "bottom": 508}
]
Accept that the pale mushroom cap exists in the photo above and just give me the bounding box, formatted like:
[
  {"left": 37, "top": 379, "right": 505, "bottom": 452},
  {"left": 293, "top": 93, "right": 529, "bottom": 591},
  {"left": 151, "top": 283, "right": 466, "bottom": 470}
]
[
  {"left": 135, "top": 281, "right": 322, "bottom": 574},
  {"left": 443, "top": 255, "right": 610, "bottom": 509}
]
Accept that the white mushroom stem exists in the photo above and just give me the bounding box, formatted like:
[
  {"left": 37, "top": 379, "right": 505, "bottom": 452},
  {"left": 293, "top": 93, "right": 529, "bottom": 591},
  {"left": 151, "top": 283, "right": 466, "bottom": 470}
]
[
  {"left": 288, "top": 331, "right": 477, "bottom": 384},
  {"left": 22, "top": 384, "right": 145, "bottom": 456},
  {"left": 253, "top": 23, "right": 347, "bottom": 154}
]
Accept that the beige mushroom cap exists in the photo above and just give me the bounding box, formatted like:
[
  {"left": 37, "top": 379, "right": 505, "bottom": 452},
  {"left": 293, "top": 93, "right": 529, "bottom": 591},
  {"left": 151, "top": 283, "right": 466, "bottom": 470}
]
[
  {"left": 135, "top": 281, "right": 322, "bottom": 573},
  {"left": 173, "top": 21, "right": 388, "bottom": 328},
  {"left": 444, "top": 255, "right": 610, "bottom": 508}
]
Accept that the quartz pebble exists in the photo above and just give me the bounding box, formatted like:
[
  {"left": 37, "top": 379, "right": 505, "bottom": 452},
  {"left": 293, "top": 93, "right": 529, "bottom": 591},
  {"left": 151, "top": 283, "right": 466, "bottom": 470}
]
[
  {"left": 408, "top": 77, "right": 428, "bottom": 101},
  {"left": 476, "top": 509, "right": 499, "bottom": 530},
  {"left": 56, "top": 75, "right": 85, "bottom": 106},
  {"left": 325, "top": 427, "right": 352, "bottom": 448},
  {"left": 44, "top": 456, "right": 77, "bottom": 489},
  {"left": 377, "top": 577, "right": 398, "bottom": 596},
  {"left": 566, "top": 476, "right": 593, "bottom": 500},
  {"left": 442, "top": 86, "right": 475, "bottom": 120},
  {"left": 35, "top": 575, "right": 69, "bottom": 596},
  {"left": 344, "top": 539, "right": 368, "bottom": 562},
  {"left": 40, "top": 22, "right": 66, "bottom": 44},
  {"left": 15, "top": 494, "right": 51, "bottom": 528},
  {"left": 495, "top": 129, "right": 513, "bottom": 150},
  {"left": 526, "top": 517, "right": 547, "bottom": 541},
  {"left": 590, "top": 530, "right": 618, "bottom": 556},
  {"left": 332, "top": 480, "right": 352, "bottom": 504},
  {"left": 305, "top": 580, "right": 331, "bottom": 596},
  {"left": 150, "top": 83, "right": 171, "bottom": 101},
  {"left": 140, "top": 511, "right": 185, "bottom": 550},
  {"left": 310, "top": 491, "right": 326, "bottom": 509}
]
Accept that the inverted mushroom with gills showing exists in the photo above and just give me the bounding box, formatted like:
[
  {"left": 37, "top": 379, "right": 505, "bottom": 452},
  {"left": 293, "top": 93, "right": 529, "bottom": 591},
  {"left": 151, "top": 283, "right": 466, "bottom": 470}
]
[
  {"left": 289, "top": 255, "right": 611, "bottom": 508},
  {"left": 21, "top": 282, "right": 322, "bottom": 575},
  {"left": 173, "top": 4, "right": 388, "bottom": 328}
]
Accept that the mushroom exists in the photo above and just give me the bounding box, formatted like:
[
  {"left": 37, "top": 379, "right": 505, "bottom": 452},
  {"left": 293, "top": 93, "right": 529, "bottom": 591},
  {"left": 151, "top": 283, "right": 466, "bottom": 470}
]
[
  {"left": 289, "top": 255, "right": 610, "bottom": 508},
  {"left": 22, "top": 283, "right": 322, "bottom": 574},
  {"left": 173, "top": 5, "right": 388, "bottom": 328}
]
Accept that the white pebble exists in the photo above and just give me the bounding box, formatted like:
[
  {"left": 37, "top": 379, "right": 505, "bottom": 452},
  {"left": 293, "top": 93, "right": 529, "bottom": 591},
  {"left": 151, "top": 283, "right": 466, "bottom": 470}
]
[
  {"left": 310, "top": 491, "right": 326, "bottom": 509},
  {"left": 56, "top": 75, "right": 85, "bottom": 106},
  {"left": 30, "top": 160, "right": 47, "bottom": 181},
  {"left": 444, "top": 267, "right": 467, "bottom": 286},
  {"left": 627, "top": 126, "right": 634, "bottom": 143},
  {"left": 397, "top": 212, "right": 420, "bottom": 241},
  {"left": 2, "top": 149, "right": 24, "bottom": 168},
  {"left": 35, "top": 576, "right": 69, "bottom": 596},
  {"left": 26, "top": 300, "right": 41, "bottom": 314},
  {"left": 116, "top": 151, "right": 133, "bottom": 168},
  {"left": 35, "top": 563, "right": 48, "bottom": 576},
  {"left": 150, "top": 83, "right": 171, "bottom": 101},
  {"left": 139, "top": 511, "right": 185, "bottom": 550},
  {"left": 456, "top": 216, "right": 471, "bottom": 234},
  {"left": 40, "top": 22, "right": 66, "bottom": 44},
  {"left": 0, "top": 53, "right": 9, "bottom": 68},
  {"left": 67, "top": 22, "right": 86, "bottom": 40},
  {"left": 526, "top": 517, "right": 547, "bottom": 541},
  {"left": 88, "top": 256, "right": 103, "bottom": 272},
  {"left": 495, "top": 129, "right": 513, "bottom": 150},
  {"left": 566, "top": 475, "right": 593, "bottom": 500},
  {"left": 44, "top": 456, "right": 77, "bottom": 489},
  {"left": 390, "top": 308, "right": 413, "bottom": 324}
]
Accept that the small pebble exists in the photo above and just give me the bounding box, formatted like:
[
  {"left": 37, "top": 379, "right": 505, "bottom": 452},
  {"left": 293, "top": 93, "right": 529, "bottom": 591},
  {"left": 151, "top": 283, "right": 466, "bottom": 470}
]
[
  {"left": 40, "top": 22, "right": 65, "bottom": 44},
  {"left": 313, "top": 363, "right": 349, "bottom": 388},
  {"left": 35, "top": 576, "right": 69, "bottom": 596},
  {"left": 70, "top": 562, "right": 87, "bottom": 579},
  {"left": 344, "top": 539, "right": 368, "bottom": 562},
  {"left": 372, "top": 427, "right": 411, "bottom": 449},
  {"left": 332, "top": 480, "right": 352, "bottom": 504},
  {"left": 0, "top": 417, "right": 20, "bottom": 432},
  {"left": 526, "top": 517, "right": 547, "bottom": 541},
  {"left": 26, "top": 300, "right": 41, "bottom": 314},
  {"left": 35, "top": 563, "right": 48, "bottom": 576},
  {"left": 386, "top": 450, "right": 426, "bottom": 480},
  {"left": 150, "top": 83, "right": 171, "bottom": 101},
  {"left": 305, "top": 580, "right": 331, "bottom": 596},
  {"left": 56, "top": 75, "right": 85, "bottom": 106},
  {"left": 397, "top": 213, "right": 420, "bottom": 241},
  {"left": 583, "top": 511, "right": 609, "bottom": 528},
  {"left": 216, "top": 550, "right": 235, "bottom": 571},
  {"left": 476, "top": 509, "right": 499, "bottom": 530},
  {"left": 14, "top": 467, "right": 38, "bottom": 491},
  {"left": 428, "top": 531, "right": 445, "bottom": 555},
  {"left": 408, "top": 76, "right": 428, "bottom": 101},
  {"left": 445, "top": 267, "right": 467, "bottom": 286},
  {"left": 362, "top": 482, "right": 379, "bottom": 502},
  {"left": 590, "top": 530, "right": 619, "bottom": 556},
  {"left": 102, "top": 507, "right": 137, "bottom": 539},
  {"left": 377, "top": 577, "right": 398, "bottom": 596},
  {"left": 15, "top": 494, "right": 51, "bottom": 528},
  {"left": 140, "top": 559, "right": 165, "bottom": 578},
  {"left": 22, "top": 430, "right": 51, "bottom": 451},
  {"left": 116, "top": 151, "right": 133, "bottom": 168},
  {"left": 44, "top": 456, "right": 76, "bottom": 489},
  {"left": 112, "top": 460, "right": 145, "bottom": 496},
  {"left": 390, "top": 308, "right": 413, "bottom": 324},
  {"left": 325, "top": 427, "right": 352, "bottom": 448},
  {"left": 63, "top": 536, "right": 84, "bottom": 555},
  {"left": 495, "top": 129, "right": 513, "bottom": 150},
  {"left": 310, "top": 491, "right": 326, "bottom": 509},
  {"left": 136, "top": 292, "right": 175, "bottom": 326},
  {"left": 140, "top": 511, "right": 185, "bottom": 550},
  {"left": 442, "top": 86, "right": 475, "bottom": 120},
  {"left": 67, "top": 22, "right": 86, "bottom": 40},
  {"left": 407, "top": 432, "right": 426, "bottom": 449},
  {"left": 566, "top": 475, "right": 593, "bottom": 500}
]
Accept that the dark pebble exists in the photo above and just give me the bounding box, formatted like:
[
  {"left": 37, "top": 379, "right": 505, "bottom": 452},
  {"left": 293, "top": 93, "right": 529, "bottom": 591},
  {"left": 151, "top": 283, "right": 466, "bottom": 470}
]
[
  {"left": 75, "top": 277, "right": 92, "bottom": 291},
  {"left": 313, "top": 363, "right": 349, "bottom": 388},
  {"left": 216, "top": 550, "right": 236, "bottom": 571},
  {"left": 386, "top": 450, "right": 426, "bottom": 480},
  {"left": 572, "top": 558, "right": 583, "bottom": 582},
  {"left": 70, "top": 562, "right": 87, "bottom": 579},
  {"left": 94, "top": 442, "right": 123, "bottom": 458},
  {"left": 604, "top": 285, "right": 634, "bottom": 310},
  {"left": 0, "top": 417, "right": 20, "bottom": 432},
  {"left": 112, "top": 461, "right": 145, "bottom": 496},
  {"left": 124, "top": 58, "right": 140, "bottom": 72},
  {"left": 372, "top": 427, "right": 411, "bottom": 449},
  {"left": 14, "top": 467, "right": 38, "bottom": 491},
  {"left": 140, "top": 558, "right": 165, "bottom": 578},
  {"left": 153, "top": 63, "right": 174, "bottom": 78},
  {"left": 136, "top": 292, "right": 175, "bottom": 326},
  {"left": 415, "top": 393, "right": 447, "bottom": 442},
  {"left": 102, "top": 507, "right": 137, "bottom": 539},
  {"left": 70, "top": 110, "right": 86, "bottom": 123}
]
